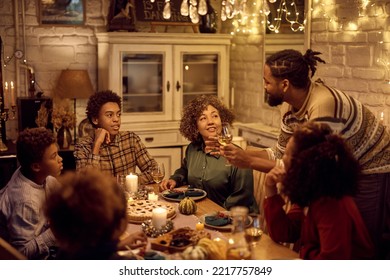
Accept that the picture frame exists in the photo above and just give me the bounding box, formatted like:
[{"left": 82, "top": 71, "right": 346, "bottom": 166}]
[{"left": 39, "top": 0, "right": 85, "bottom": 26}]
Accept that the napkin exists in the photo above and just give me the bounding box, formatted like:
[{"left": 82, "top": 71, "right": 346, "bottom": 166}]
[
  {"left": 164, "top": 189, "right": 204, "bottom": 199},
  {"left": 205, "top": 215, "right": 232, "bottom": 226}
]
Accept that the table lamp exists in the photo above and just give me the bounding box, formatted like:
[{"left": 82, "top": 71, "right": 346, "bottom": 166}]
[{"left": 55, "top": 69, "right": 94, "bottom": 145}]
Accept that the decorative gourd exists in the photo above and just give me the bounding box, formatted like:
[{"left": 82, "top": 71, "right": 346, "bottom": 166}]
[
  {"left": 181, "top": 245, "right": 208, "bottom": 260},
  {"left": 179, "top": 197, "right": 197, "bottom": 215},
  {"left": 198, "top": 237, "right": 227, "bottom": 260}
]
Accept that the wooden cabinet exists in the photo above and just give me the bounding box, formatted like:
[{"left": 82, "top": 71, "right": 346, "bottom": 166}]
[
  {"left": 235, "top": 122, "right": 279, "bottom": 148},
  {"left": 96, "top": 33, "right": 232, "bottom": 174}
]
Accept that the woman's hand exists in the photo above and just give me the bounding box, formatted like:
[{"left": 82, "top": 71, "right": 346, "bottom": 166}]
[
  {"left": 264, "top": 166, "right": 286, "bottom": 198},
  {"left": 159, "top": 179, "right": 177, "bottom": 191},
  {"left": 204, "top": 135, "right": 220, "bottom": 155},
  {"left": 118, "top": 231, "right": 148, "bottom": 250}
]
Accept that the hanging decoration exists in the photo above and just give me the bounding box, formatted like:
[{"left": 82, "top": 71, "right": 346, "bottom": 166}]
[
  {"left": 262, "top": 0, "right": 305, "bottom": 33},
  {"left": 150, "top": 0, "right": 208, "bottom": 23}
]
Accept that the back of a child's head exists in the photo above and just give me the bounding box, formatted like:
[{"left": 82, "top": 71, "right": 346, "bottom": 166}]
[
  {"left": 17, "top": 127, "right": 56, "bottom": 169},
  {"left": 45, "top": 168, "right": 127, "bottom": 254}
]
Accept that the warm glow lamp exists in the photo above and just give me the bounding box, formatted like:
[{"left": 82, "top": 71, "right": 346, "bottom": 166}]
[{"left": 55, "top": 70, "right": 94, "bottom": 145}]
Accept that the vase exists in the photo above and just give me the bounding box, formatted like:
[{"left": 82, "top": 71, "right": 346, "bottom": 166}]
[
  {"left": 57, "top": 126, "right": 72, "bottom": 149},
  {"left": 199, "top": 0, "right": 217, "bottom": 33}
]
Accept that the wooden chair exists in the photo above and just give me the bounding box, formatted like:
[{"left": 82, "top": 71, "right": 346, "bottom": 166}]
[{"left": 0, "top": 237, "right": 26, "bottom": 260}]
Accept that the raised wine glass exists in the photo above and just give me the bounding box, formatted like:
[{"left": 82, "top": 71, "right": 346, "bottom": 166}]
[
  {"left": 217, "top": 122, "right": 233, "bottom": 166},
  {"left": 151, "top": 162, "right": 165, "bottom": 184}
]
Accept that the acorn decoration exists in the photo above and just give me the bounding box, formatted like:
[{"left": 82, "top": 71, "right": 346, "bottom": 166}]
[{"left": 178, "top": 197, "right": 197, "bottom": 215}]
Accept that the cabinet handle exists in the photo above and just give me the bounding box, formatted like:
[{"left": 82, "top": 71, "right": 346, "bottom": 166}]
[
  {"left": 176, "top": 81, "right": 181, "bottom": 91},
  {"left": 144, "top": 137, "right": 154, "bottom": 142},
  {"left": 166, "top": 81, "right": 170, "bottom": 92}
]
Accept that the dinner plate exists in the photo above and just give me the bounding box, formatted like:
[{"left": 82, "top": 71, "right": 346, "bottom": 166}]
[
  {"left": 199, "top": 211, "right": 253, "bottom": 232},
  {"left": 161, "top": 187, "right": 207, "bottom": 202}
]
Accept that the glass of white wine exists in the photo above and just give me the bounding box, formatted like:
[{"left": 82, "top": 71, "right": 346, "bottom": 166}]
[
  {"left": 151, "top": 163, "right": 165, "bottom": 184},
  {"left": 245, "top": 215, "right": 263, "bottom": 248},
  {"left": 217, "top": 122, "right": 233, "bottom": 166}
]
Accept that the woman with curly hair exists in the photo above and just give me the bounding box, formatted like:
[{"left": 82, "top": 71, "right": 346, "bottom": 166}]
[
  {"left": 74, "top": 90, "right": 157, "bottom": 184},
  {"left": 264, "top": 122, "right": 374, "bottom": 259},
  {"left": 160, "top": 95, "right": 258, "bottom": 213}
]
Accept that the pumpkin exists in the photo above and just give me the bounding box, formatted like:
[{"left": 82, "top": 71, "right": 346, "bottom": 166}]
[
  {"left": 179, "top": 197, "right": 197, "bottom": 215},
  {"left": 181, "top": 245, "right": 208, "bottom": 260}
]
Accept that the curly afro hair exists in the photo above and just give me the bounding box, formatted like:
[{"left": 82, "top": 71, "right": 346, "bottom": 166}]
[
  {"left": 17, "top": 127, "right": 56, "bottom": 169},
  {"left": 86, "top": 90, "right": 121, "bottom": 128},
  {"left": 282, "top": 122, "right": 361, "bottom": 208},
  {"left": 179, "top": 95, "right": 235, "bottom": 143},
  {"left": 45, "top": 168, "right": 127, "bottom": 254}
]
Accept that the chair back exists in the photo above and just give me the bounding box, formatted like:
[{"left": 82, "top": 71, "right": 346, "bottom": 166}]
[{"left": 0, "top": 237, "right": 26, "bottom": 260}]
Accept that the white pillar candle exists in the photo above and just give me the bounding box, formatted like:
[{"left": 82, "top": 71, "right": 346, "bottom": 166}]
[
  {"left": 152, "top": 207, "right": 167, "bottom": 229},
  {"left": 148, "top": 192, "right": 158, "bottom": 201},
  {"left": 125, "top": 173, "right": 138, "bottom": 193}
]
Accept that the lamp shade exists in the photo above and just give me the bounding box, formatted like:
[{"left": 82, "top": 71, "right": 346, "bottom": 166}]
[{"left": 55, "top": 70, "right": 94, "bottom": 99}]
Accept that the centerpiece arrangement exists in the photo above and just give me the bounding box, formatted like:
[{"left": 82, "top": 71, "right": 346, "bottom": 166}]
[{"left": 51, "top": 100, "right": 76, "bottom": 149}]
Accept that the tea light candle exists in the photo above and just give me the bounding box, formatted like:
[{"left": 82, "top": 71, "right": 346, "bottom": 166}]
[
  {"left": 195, "top": 222, "right": 204, "bottom": 231},
  {"left": 126, "top": 173, "right": 138, "bottom": 193},
  {"left": 152, "top": 207, "right": 167, "bottom": 229},
  {"left": 148, "top": 192, "right": 158, "bottom": 201}
]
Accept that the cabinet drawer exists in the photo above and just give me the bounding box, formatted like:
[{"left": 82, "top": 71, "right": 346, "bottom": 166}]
[
  {"left": 136, "top": 131, "right": 181, "bottom": 147},
  {"left": 240, "top": 130, "right": 277, "bottom": 148}
]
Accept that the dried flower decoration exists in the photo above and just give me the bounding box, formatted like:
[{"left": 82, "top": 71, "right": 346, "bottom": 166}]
[{"left": 51, "top": 100, "right": 76, "bottom": 130}]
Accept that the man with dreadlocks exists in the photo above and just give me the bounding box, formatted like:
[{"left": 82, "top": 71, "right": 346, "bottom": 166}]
[{"left": 217, "top": 49, "right": 389, "bottom": 259}]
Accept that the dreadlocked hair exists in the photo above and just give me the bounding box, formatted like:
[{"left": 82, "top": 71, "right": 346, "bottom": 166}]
[
  {"left": 282, "top": 122, "right": 360, "bottom": 208},
  {"left": 265, "top": 49, "right": 326, "bottom": 89},
  {"left": 179, "top": 95, "right": 235, "bottom": 143}
]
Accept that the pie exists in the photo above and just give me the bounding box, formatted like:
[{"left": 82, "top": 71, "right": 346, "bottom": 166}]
[{"left": 127, "top": 200, "right": 176, "bottom": 223}]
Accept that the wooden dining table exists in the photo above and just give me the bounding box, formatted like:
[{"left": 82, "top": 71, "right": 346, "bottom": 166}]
[{"left": 126, "top": 184, "right": 299, "bottom": 260}]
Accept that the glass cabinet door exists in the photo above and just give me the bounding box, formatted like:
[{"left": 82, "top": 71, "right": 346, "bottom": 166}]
[
  {"left": 182, "top": 54, "right": 218, "bottom": 107},
  {"left": 121, "top": 54, "right": 163, "bottom": 113}
]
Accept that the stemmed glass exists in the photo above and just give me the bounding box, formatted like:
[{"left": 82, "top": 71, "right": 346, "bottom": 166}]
[
  {"left": 217, "top": 122, "right": 233, "bottom": 166},
  {"left": 245, "top": 215, "right": 263, "bottom": 248},
  {"left": 151, "top": 162, "right": 165, "bottom": 184}
]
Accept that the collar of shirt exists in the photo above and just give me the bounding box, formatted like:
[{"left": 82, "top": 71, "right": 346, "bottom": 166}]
[{"left": 197, "top": 141, "right": 220, "bottom": 159}]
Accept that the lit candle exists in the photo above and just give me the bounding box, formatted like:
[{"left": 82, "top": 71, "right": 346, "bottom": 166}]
[
  {"left": 4, "top": 82, "right": 8, "bottom": 108},
  {"left": 152, "top": 207, "right": 167, "bottom": 229},
  {"left": 125, "top": 173, "right": 138, "bottom": 193},
  {"left": 195, "top": 222, "right": 204, "bottom": 231},
  {"left": 10, "top": 81, "right": 15, "bottom": 107},
  {"left": 148, "top": 192, "right": 158, "bottom": 201}
]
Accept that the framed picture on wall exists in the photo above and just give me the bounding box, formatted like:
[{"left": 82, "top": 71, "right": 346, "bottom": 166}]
[{"left": 39, "top": 0, "right": 85, "bottom": 25}]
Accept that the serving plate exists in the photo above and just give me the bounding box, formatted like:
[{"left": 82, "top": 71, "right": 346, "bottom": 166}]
[
  {"left": 161, "top": 187, "right": 207, "bottom": 202},
  {"left": 199, "top": 211, "right": 253, "bottom": 232}
]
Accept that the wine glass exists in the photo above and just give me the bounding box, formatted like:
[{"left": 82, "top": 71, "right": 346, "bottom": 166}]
[
  {"left": 245, "top": 215, "right": 263, "bottom": 248},
  {"left": 151, "top": 163, "right": 165, "bottom": 184},
  {"left": 217, "top": 122, "right": 233, "bottom": 166}
]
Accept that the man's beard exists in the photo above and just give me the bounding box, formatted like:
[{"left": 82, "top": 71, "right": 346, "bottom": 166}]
[{"left": 266, "top": 91, "right": 283, "bottom": 107}]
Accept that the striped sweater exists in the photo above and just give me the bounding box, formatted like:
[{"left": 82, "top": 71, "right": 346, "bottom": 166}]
[{"left": 268, "top": 81, "right": 390, "bottom": 174}]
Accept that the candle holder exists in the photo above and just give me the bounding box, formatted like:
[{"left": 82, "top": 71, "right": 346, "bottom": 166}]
[
  {"left": 141, "top": 219, "right": 174, "bottom": 238},
  {"left": 0, "top": 96, "right": 17, "bottom": 152}
]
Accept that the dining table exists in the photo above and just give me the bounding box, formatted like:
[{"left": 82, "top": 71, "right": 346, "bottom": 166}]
[{"left": 125, "top": 184, "right": 299, "bottom": 260}]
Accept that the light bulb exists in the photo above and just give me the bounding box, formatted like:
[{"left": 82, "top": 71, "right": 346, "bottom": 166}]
[
  {"left": 180, "top": 0, "right": 189, "bottom": 16},
  {"left": 163, "top": 1, "right": 171, "bottom": 19},
  {"left": 198, "top": 0, "right": 207, "bottom": 15},
  {"left": 268, "top": 0, "right": 277, "bottom": 3}
]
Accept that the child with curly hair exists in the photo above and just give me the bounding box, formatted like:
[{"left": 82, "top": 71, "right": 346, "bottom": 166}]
[
  {"left": 74, "top": 90, "right": 157, "bottom": 184},
  {"left": 0, "top": 127, "right": 63, "bottom": 259},
  {"left": 264, "top": 122, "right": 374, "bottom": 259}
]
